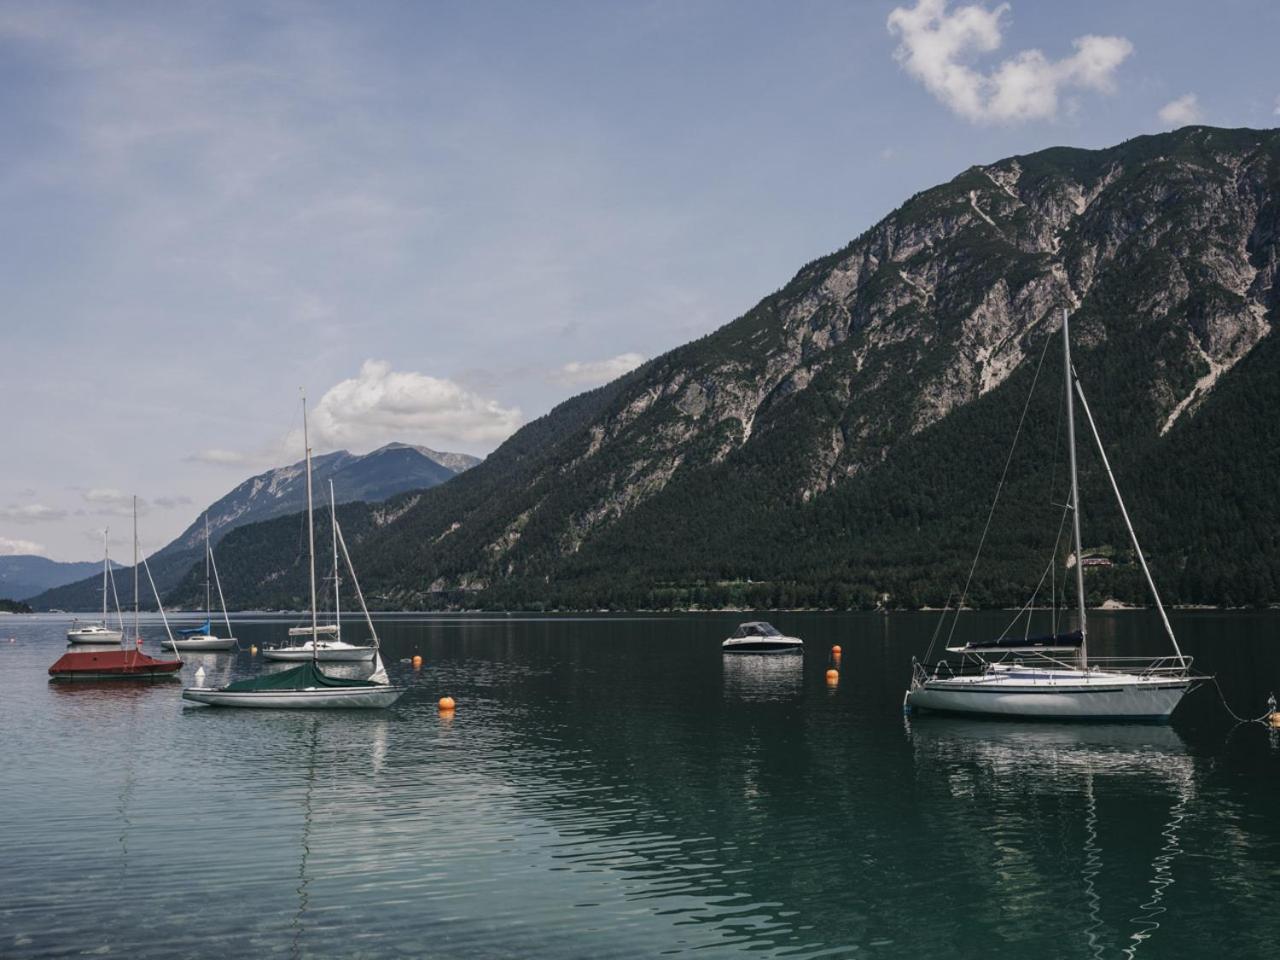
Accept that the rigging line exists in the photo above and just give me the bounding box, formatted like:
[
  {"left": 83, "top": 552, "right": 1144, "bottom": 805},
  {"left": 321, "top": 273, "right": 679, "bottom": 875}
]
[
  {"left": 141, "top": 551, "right": 181, "bottom": 665},
  {"left": 207, "top": 544, "right": 238, "bottom": 649},
  {"left": 922, "top": 591, "right": 954, "bottom": 664},
  {"left": 995, "top": 498, "right": 1073, "bottom": 643},
  {"left": 945, "top": 327, "right": 1056, "bottom": 651}
]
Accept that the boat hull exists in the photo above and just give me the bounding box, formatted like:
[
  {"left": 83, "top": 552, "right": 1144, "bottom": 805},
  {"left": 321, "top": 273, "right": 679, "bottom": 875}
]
[
  {"left": 721, "top": 638, "right": 804, "bottom": 654},
  {"left": 67, "top": 629, "right": 123, "bottom": 644},
  {"left": 164, "top": 635, "right": 236, "bottom": 651},
  {"left": 49, "top": 649, "right": 183, "bottom": 680},
  {"left": 181, "top": 685, "right": 404, "bottom": 709},
  {"left": 262, "top": 647, "right": 375, "bottom": 662},
  {"left": 906, "top": 677, "right": 1192, "bottom": 721}
]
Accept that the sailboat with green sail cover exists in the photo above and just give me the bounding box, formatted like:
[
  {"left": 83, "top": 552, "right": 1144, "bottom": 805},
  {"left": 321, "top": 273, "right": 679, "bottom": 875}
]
[{"left": 181, "top": 397, "right": 404, "bottom": 709}]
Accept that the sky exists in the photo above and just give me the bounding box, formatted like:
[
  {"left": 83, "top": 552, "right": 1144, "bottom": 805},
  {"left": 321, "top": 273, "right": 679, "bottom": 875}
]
[{"left": 2, "top": 0, "right": 1277, "bottom": 561}]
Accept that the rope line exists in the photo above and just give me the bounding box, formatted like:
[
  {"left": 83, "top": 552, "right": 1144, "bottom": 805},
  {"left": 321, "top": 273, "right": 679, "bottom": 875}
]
[{"left": 1209, "top": 678, "right": 1275, "bottom": 724}]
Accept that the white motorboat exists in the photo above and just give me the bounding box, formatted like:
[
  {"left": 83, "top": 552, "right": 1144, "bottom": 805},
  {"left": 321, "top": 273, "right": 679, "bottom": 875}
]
[
  {"left": 722, "top": 621, "right": 804, "bottom": 654},
  {"left": 164, "top": 515, "right": 237, "bottom": 652},
  {"left": 904, "top": 309, "right": 1203, "bottom": 721},
  {"left": 183, "top": 399, "right": 403, "bottom": 710},
  {"left": 66, "top": 531, "right": 124, "bottom": 644}
]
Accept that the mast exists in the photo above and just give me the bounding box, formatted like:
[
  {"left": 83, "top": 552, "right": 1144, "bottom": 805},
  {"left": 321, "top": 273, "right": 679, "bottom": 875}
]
[
  {"left": 303, "top": 394, "right": 318, "bottom": 664},
  {"left": 132, "top": 496, "right": 139, "bottom": 648},
  {"left": 330, "top": 479, "right": 340, "bottom": 637},
  {"left": 102, "top": 529, "right": 109, "bottom": 624},
  {"left": 204, "top": 512, "right": 211, "bottom": 623},
  {"left": 1063, "top": 308, "right": 1088, "bottom": 668}
]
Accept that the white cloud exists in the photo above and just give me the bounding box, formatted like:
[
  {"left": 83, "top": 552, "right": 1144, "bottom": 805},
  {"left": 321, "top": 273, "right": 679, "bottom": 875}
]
[
  {"left": 302, "top": 360, "right": 522, "bottom": 452},
  {"left": 0, "top": 503, "right": 66, "bottom": 523},
  {"left": 81, "top": 489, "right": 149, "bottom": 516},
  {"left": 153, "top": 496, "right": 193, "bottom": 509},
  {"left": 1158, "top": 93, "right": 1203, "bottom": 126},
  {"left": 0, "top": 536, "right": 44, "bottom": 555},
  {"left": 186, "top": 448, "right": 253, "bottom": 466},
  {"left": 552, "top": 353, "right": 647, "bottom": 388},
  {"left": 886, "top": 0, "right": 1133, "bottom": 124}
]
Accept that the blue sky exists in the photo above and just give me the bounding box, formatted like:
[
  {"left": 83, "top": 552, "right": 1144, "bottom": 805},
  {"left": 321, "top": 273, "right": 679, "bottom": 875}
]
[{"left": 2, "top": 0, "right": 1278, "bottom": 560}]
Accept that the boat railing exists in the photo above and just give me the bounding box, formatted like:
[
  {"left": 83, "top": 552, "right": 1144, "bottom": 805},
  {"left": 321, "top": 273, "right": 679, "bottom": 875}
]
[{"left": 912, "top": 653, "right": 1197, "bottom": 684}]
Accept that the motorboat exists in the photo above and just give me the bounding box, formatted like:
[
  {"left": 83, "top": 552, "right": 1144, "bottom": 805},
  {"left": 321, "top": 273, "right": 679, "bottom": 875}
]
[{"left": 721, "top": 621, "right": 804, "bottom": 654}]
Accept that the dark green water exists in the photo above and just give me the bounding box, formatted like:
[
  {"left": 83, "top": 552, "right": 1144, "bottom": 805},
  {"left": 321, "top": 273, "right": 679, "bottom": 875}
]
[{"left": 2, "top": 611, "right": 1278, "bottom": 959}]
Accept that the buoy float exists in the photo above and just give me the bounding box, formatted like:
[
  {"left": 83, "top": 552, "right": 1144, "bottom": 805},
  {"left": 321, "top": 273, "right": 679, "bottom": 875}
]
[
  {"left": 825, "top": 668, "right": 839, "bottom": 685},
  {"left": 831, "top": 645, "right": 842, "bottom": 656},
  {"left": 250, "top": 645, "right": 258, "bottom": 655},
  {"left": 412, "top": 655, "right": 423, "bottom": 669},
  {"left": 438, "top": 696, "right": 456, "bottom": 712}
]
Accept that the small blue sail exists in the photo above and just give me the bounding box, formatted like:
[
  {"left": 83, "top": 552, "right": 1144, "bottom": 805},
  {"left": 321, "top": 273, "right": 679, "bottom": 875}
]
[{"left": 178, "top": 619, "right": 213, "bottom": 636}]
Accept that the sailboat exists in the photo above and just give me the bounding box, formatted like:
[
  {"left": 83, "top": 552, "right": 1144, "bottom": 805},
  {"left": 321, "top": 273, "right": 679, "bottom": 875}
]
[
  {"left": 66, "top": 531, "right": 125, "bottom": 644},
  {"left": 50, "top": 500, "right": 183, "bottom": 680},
  {"left": 262, "top": 482, "right": 376, "bottom": 662},
  {"left": 164, "top": 514, "right": 237, "bottom": 652},
  {"left": 181, "top": 396, "right": 403, "bottom": 709},
  {"left": 904, "top": 309, "right": 1202, "bottom": 721}
]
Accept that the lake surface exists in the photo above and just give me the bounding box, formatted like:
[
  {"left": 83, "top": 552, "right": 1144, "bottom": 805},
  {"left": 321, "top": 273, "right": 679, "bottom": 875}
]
[{"left": 2, "top": 611, "right": 1278, "bottom": 959}]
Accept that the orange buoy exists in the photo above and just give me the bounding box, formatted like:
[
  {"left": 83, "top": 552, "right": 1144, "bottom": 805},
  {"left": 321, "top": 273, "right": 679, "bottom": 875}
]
[
  {"left": 412, "top": 655, "right": 423, "bottom": 669},
  {"left": 249, "top": 645, "right": 258, "bottom": 655},
  {"left": 438, "top": 696, "right": 456, "bottom": 711},
  {"left": 831, "top": 645, "right": 842, "bottom": 656},
  {"left": 825, "top": 668, "right": 839, "bottom": 684}
]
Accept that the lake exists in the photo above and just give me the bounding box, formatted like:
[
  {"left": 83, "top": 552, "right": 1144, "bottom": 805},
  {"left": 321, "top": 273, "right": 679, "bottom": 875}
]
[{"left": 2, "top": 610, "right": 1277, "bottom": 959}]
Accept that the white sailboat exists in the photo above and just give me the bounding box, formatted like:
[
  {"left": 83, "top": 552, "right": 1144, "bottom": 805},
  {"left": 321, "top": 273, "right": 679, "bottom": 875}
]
[
  {"left": 66, "top": 530, "right": 124, "bottom": 644},
  {"left": 263, "top": 481, "right": 376, "bottom": 662},
  {"left": 165, "top": 514, "right": 237, "bottom": 652},
  {"left": 904, "top": 309, "right": 1202, "bottom": 721},
  {"left": 182, "top": 395, "right": 403, "bottom": 709}
]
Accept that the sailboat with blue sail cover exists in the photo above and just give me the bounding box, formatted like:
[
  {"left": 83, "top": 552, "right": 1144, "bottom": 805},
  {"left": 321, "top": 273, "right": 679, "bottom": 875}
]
[{"left": 164, "top": 514, "right": 237, "bottom": 652}]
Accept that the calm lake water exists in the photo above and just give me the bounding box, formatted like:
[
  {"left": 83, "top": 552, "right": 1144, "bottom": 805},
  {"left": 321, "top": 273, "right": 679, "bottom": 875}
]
[{"left": 2, "top": 611, "right": 1278, "bottom": 959}]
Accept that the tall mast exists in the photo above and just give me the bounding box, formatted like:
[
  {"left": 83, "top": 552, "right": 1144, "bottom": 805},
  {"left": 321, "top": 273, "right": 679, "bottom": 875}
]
[
  {"left": 132, "top": 496, "right": 139, "bottom": 647},
  {"left": 303, "top": 394, "right": 318, "bottom": 664},
  {"left": 204, "top": 512, "right": 211, "bottom": 621},
  {"left": 330, "top": 479, "right": 341, "bottom": 637},
  {"left": 1063, "top": 308, "right": 1088, "bottom": 668},
  {"left": 102, "top": 529, "right": 109, "bottom": 623}
]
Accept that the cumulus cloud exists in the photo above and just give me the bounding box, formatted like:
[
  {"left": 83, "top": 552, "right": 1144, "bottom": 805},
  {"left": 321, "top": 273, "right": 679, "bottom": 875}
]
[
  {"left": 552, "top": 353, "right": 647, "bottom": 388},
  {"left": 302, "top": 360, "right": 522, "bottom": 452},
  {"left": 81, "top": 489, "right": 149, "bottom": 516},
  {"left": 886, "top": 0, "right": 1133, "bottom": 124},
  {"left": 1158, "top": 93, "right": 1202, "bottom": 126},
  {"left": 0, "top": 503, "right": 66, "bottom": 523},
  {"left": 186, "top": 448, "right": 254, "bottom": 466},
  {"left": 0, "top": 536, "right": 44, "bottom": 555}
]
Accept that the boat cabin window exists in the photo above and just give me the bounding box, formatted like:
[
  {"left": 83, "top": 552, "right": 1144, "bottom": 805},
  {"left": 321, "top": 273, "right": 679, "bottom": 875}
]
[{"left": 733, "top": 622, "right": 782, "bottom": 638}]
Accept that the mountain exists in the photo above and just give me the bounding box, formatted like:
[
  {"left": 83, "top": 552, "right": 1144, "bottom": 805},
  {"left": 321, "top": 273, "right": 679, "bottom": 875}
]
[
  {"left": 167, "top": 126, "right": 1280, "bottom": 611},
  {"left": 0, "top": 555, "right": 119, "bottom": 601},
  {"left": 27, "top": 442, "right": 480, "bottom": 610}
]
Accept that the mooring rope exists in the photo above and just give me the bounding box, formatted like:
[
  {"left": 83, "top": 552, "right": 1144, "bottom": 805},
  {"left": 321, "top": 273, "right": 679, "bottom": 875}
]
[{"left": 1208, "top": 678, "right": 1275, "bottom": 724}]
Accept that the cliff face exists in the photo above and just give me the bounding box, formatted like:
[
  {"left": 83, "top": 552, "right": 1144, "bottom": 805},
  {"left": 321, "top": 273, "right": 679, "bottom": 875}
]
[{"left": 171, "top": 127, "right": 1280, "bottom": 610}]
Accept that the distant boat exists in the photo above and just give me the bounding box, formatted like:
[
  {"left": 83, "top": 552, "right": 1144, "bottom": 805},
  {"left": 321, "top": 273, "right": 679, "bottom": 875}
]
[
  {"left": 182, "top": 397, "right": 403, "bottom": 709},
  {"left": 722, "top": 621, "right": 804, "bottom": 654},
  {"left": 262, "top": 479, "right": 375, "bottom": 663},
  {"left": 66, "top": 531, "right": 124, "bottom": 645},
  {"left": 50, "top": 501, "right": 182, "bottom": 681},
  {"left": 164, "top": 514, "right": 236, "bottom": 652},
  {"left": 904, "top": 310, "right": 1202, "bottom": 721}
]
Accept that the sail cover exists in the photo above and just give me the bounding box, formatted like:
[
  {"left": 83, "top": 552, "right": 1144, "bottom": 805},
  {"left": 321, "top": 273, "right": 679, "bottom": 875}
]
[
  {"left": 948, "top": 630, "right": 1084, "bottom": 654},
  {"left": 178, "top": 619, "right": 213, "bottom": 635},
  {"left": 223, "top": 661, "right": 375, "bottom": 691}
]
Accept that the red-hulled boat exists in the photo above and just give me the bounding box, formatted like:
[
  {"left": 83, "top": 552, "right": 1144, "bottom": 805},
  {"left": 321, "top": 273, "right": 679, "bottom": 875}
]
[
  {"left": 49, "top": 647, "right": 182, "bottom": 680},
  {"left": 48, "top": 497, "right": 184, "bottom": 682}
]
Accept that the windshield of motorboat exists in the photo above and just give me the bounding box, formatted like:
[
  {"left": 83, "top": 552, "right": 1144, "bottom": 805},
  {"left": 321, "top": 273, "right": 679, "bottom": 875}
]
[{"left": 734, "top": 622, "right": 782, "bottom": 638}]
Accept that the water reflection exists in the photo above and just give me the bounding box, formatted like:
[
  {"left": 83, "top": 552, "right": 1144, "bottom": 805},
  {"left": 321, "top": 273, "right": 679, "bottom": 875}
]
[
  {"left": 908, "top": 720, "right": 1197, "bottom": 958},
  {"left": 721, "top": 653, "right": 804, "bottom": 701}
]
